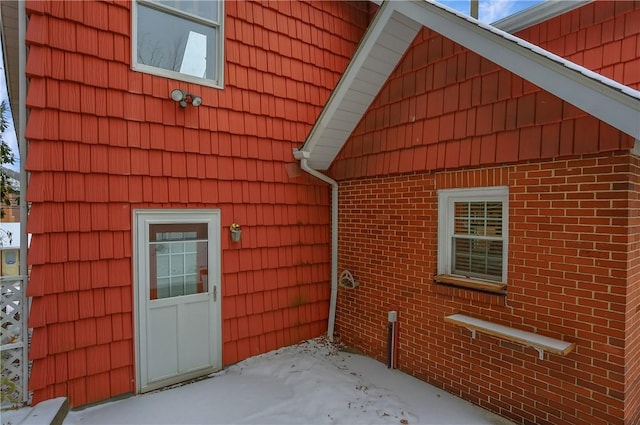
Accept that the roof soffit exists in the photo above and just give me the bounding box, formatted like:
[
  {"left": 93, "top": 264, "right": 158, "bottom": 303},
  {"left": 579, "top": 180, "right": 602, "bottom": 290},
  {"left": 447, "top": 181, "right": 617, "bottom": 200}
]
[{"left": 299, "top": 3, "right": 422, "bottom": 169}]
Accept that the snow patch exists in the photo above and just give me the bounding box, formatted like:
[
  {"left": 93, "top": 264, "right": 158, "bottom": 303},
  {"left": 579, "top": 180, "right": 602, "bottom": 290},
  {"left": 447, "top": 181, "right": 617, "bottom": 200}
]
[{"left": 62, "top": 338, "right": 512, "bottom": 424}]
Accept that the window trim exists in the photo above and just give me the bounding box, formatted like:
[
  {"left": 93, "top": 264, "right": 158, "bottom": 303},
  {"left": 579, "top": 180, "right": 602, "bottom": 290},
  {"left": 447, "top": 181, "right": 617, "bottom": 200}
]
[
  {"left": 436, "top": 186, "right": 509, "bottom": 292},
  {"left": 131, "top": 0, "right": 225, "bottom": 88}
]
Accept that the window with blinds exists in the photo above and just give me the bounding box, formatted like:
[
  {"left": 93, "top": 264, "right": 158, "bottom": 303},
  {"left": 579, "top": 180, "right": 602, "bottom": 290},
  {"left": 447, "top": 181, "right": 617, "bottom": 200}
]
[
  {"left": 437, "top": 187, "right": 508, "bottom": 289},
  {"left": 452, "top": 201, "right": 503, "bottom": 281}
]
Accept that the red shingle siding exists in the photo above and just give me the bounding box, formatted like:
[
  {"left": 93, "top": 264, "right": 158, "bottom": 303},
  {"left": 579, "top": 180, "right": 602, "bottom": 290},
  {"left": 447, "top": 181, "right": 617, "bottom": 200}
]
[
  {"left": 329, "top": 2, "right": 638, "bottom": 180},
  {"left": 25, "top": 0, "right": 368, "bottom": 406},
  {"left": 516, "top": 0, "right": 640, "bottom": 90},
  {"left": 336, "top": 153, "right": 635, "bottom": 425}
]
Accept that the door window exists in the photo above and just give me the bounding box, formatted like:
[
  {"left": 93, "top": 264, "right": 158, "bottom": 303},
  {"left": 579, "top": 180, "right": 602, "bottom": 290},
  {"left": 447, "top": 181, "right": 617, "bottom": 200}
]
[{"left": 149, "top": 223, "right": 208, "bottom": 300}]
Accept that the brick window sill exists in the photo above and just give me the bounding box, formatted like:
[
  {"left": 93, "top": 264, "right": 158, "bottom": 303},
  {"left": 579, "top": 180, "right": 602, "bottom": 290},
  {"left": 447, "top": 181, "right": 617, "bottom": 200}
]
[{"left": 434, "top": 274, "right": 506, "bottom": 295}]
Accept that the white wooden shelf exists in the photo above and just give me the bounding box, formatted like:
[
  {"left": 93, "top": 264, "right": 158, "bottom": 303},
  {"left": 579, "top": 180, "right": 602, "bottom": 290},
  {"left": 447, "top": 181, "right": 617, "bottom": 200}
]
[{"left": 444, "top": 313, "right": 576, "bottom": 360}]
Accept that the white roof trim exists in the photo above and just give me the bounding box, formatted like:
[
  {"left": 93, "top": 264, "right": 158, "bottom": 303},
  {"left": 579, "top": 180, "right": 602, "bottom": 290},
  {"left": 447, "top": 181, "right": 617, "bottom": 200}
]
[
  {"left": 492, "top": 0, "right": 593, "bottom": 33},
  {"left": 299, "top": 0, "right": 640, "bottom": 171},
  {"left": 398, "top": 1, "right": 640, "bottom": 128},
  {"left": 295, "top": 3, "right": 422, "bottom": 168}
]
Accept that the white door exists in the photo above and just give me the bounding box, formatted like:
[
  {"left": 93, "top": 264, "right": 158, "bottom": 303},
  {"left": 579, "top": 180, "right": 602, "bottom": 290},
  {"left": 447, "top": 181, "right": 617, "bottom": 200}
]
[{"left": 134, "top": 210, "right": 221, "bottom": 393}]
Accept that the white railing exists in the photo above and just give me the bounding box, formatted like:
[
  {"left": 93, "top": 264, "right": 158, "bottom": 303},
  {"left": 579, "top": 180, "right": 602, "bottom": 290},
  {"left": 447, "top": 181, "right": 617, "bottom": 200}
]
[{"left": 1, "top": 274, "right": 29, "bottom": 408}]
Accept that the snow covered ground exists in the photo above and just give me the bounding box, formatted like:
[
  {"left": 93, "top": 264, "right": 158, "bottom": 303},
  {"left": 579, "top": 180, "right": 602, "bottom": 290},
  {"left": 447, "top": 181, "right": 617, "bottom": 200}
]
[
  {"left": 64, "top": 338, "right": 512, "bottom": 425},
  {"left": 4, "top": 338, "right": 513, "bottom": 425}
]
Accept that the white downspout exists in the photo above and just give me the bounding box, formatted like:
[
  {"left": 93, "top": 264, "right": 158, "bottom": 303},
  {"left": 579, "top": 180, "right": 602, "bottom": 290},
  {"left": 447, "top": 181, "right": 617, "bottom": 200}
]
[
  {"left": 294, "top": 150, "right": 339, "bottom": 342},
  {"left": 18, "top": 0, "right": 27, "bottom": 286},
  {"left": 18, "top": 1, "right": 29, "bottom": 404}
]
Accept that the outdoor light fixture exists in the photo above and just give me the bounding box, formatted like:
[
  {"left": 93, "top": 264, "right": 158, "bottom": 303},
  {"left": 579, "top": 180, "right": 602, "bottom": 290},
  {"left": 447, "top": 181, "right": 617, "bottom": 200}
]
[{"left": 170, "top": 89, "right": 203, "bottom": 108}]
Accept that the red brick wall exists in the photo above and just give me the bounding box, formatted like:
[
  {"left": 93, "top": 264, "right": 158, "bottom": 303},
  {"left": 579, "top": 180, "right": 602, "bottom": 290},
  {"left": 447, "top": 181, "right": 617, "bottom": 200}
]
[
  {"left": 336, "top": 153, "right": 636, "bottom": 425},
  {"left": 625, "top": 152, "right": 640, "bottom": 425},
  {"left": 24, "top": 0, "right": 369, "bottom": 407},
  {"left": 0, "top": 192, "right": 19, "bottom": 222}
]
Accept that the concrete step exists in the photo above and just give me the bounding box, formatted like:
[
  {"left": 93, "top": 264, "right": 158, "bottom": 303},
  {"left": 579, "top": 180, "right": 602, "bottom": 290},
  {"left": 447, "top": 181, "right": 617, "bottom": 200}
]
[{"left": 19, "top": 397, "right": 68, "bottom": 425}]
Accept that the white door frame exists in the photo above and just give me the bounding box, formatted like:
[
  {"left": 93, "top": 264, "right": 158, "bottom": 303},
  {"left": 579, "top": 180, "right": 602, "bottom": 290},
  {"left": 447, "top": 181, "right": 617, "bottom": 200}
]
[{"left": 133, "top": 209, "right": 222, "bottom": 393}]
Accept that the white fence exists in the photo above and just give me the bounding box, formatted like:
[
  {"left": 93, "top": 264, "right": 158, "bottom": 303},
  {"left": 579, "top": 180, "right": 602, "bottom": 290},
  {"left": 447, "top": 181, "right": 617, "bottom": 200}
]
[{"left": 1, "top": 274, "right": 29, "bottom": 408}]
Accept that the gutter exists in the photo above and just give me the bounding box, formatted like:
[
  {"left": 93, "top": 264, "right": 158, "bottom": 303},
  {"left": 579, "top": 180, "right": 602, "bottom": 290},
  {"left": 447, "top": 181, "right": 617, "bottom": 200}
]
[{"left": 293, "top": 149, "right": 339, "bottom": 342}]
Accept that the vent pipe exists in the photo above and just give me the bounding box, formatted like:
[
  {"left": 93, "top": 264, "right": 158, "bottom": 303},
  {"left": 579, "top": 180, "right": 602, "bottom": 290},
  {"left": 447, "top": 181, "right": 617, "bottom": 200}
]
[{"left": 470, "top": 0, "right": 479, "bottom": 19}]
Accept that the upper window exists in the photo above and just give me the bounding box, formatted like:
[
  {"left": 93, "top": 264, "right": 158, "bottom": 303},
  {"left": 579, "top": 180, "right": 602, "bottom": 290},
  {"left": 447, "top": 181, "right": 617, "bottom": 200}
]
[
  {"left": 133, "top": 0, "right": 224, "bottom": 87},
  {"left": 436, "top": 187, "right": 508, "bottom": 292}
]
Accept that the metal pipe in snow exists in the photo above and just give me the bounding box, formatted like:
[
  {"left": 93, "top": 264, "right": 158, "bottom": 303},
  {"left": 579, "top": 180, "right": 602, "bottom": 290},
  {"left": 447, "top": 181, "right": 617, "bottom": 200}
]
[
  {"left": 388, "top": 310, "right": 397, "bottom": 369},
  {"left": 391, "top": 321, "right": 396, "bottom": 368},
  {"left": 387, "top": 323, "right": 393, "bottom": 368}
]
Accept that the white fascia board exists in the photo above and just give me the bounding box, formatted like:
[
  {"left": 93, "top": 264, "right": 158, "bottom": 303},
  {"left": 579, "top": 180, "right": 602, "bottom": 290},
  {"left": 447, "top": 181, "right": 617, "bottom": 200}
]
[
  {"left": 299, "top": 2, "right": 421, "bottom": 169},
  {"left": 394, "top": 1, "right": 640, "bottom": 139}
]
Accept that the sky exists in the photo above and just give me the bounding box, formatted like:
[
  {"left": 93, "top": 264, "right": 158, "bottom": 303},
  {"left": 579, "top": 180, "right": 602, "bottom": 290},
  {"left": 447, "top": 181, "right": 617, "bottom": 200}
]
[
  {"left": 0, "top": 45, "right": 19, "bottom": 173},
  {"left": 439, "top": 0, "right": 544, "bottom": 23},
  {"left": 4, "top": 338, "right": 514, "bottom": 425}
]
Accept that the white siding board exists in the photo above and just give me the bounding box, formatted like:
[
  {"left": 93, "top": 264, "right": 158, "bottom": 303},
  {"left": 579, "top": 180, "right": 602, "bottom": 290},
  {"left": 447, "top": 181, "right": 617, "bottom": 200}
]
[
  {"left": 330, "top": 112, "right": 362, "bottom": 125},
  {"left": 312, "top": 145, "right": 343, "bottom": 158},
  {"left": 307, "top": 160, "right": 329, "bottom": 170},
  {"left": 330, "top": 113, "right": 364, "bottom": 131},
  {"left": 368, "top": 43, "right": 402, "bottom": 63},
  {"left": 376, "top": 31, "right": 415, "bottom": 52},
  {"left": 356, "top": 66, "right": 389, "bottom": 84},
  {"left": 339, "top": 98, "right": 371, "bottom": 115},
  {"left": 328, "top": 109, "right": 361, "bottom": 124},
  {"left": 350, "top": 78, "right": 384, "bottom": 95},
  {"left": 349, "top": 80, "right": 384, "bottom": 100},
  {"left": 328, "top": 115, "right": 361, "bottom": 132},
  {"left": 362, "top": 56, "right": 397, "bottom": 76},
  {"left": 337, "top": 100, "right": 364, "bottom": 114},
  {"left": 344, "top": 90, "right": 374, "bottom": 106},
  {"left": 321, "top": 128, "right": 352, "bottom": 141},
  {"left": 387, "top": 13, "right": 422, "bottom": 42}
]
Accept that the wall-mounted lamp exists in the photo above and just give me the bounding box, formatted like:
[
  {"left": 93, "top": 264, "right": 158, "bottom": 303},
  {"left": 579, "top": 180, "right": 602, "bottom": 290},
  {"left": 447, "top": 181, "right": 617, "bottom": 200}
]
[
  {"left": 170, "top": 89, "right": 203, "bottom": 108},
  {"left": 230, "top": 223, "right": 242, "bottom": 242}
]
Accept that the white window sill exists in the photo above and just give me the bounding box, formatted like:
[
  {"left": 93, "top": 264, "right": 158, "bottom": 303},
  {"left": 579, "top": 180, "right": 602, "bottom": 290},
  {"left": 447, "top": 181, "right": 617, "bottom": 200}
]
[
  {"left": 434, "top": 274, "right": 506, "bottom": 294},
  {"left": 131, "top": 64, "right": 224, "bottom": 90}
]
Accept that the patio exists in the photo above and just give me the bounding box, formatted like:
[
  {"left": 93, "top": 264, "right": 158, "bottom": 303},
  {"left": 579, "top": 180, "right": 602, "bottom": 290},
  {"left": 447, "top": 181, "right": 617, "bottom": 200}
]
[{"left": 54, "top": 338, "right": 514, "bottom": 425}]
